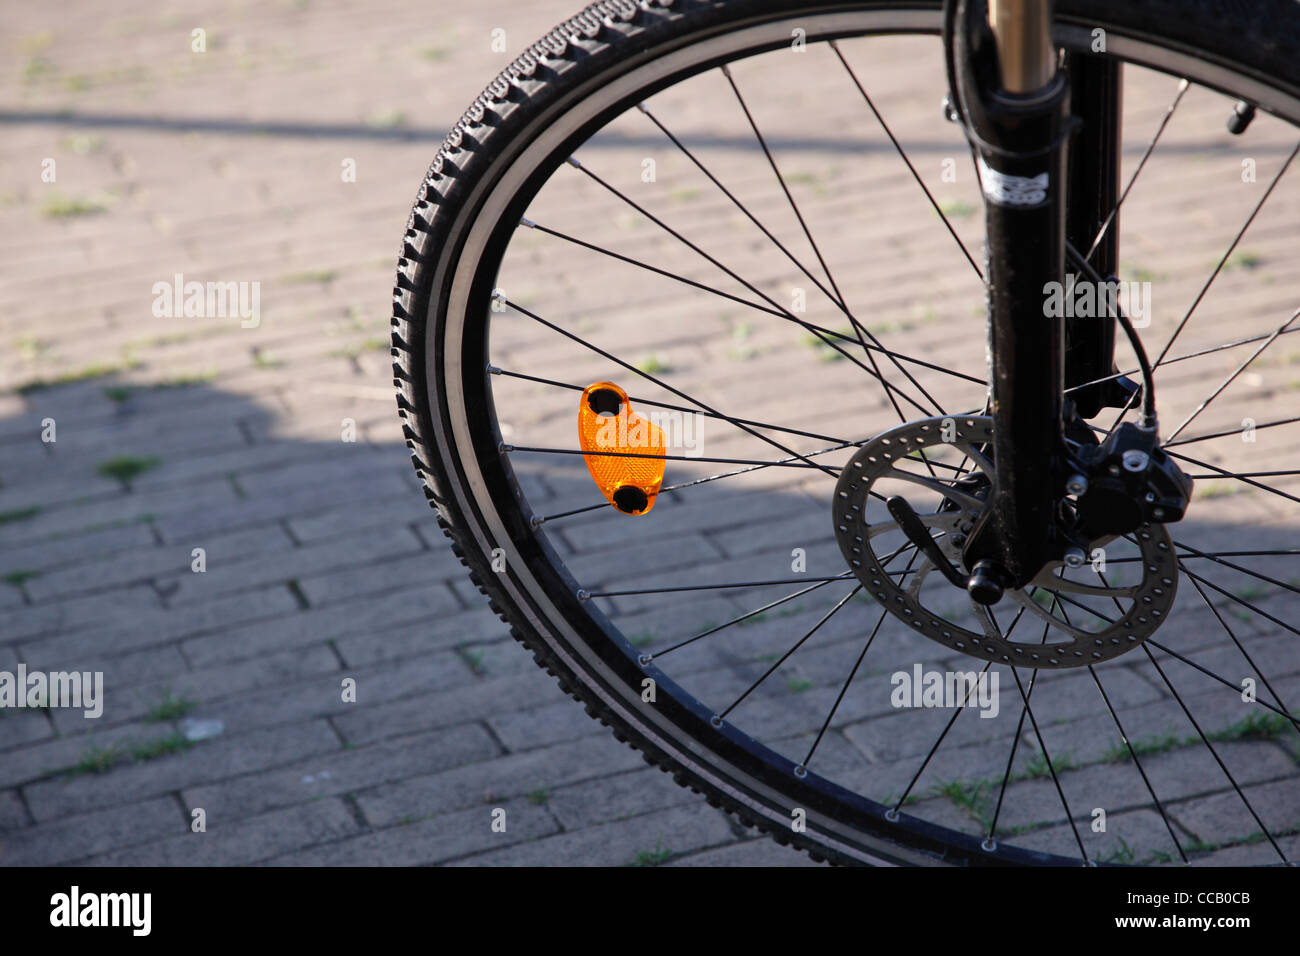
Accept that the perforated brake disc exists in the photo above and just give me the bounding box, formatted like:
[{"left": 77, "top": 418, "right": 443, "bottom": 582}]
[{"left": 832, "top": 415, "right": 1179, "bottom": 669}]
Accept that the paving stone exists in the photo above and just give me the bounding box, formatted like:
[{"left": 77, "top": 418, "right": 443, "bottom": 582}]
[
  {"left": 264, "top": 797, "right": 560, "bottom": 866},
  {"left": 332, "top": 670, "right": 567, "bottom": 747},
  {"left": 355, "top": 734, "right": 645, "bottom": 827},
  {"left": 0, "top": 790, "right": 29, "bottom": 830},
  {"left": 546, "top": 767, "right": 700, "bottom": 830},
  {"left": 0, "top": 796, "right": 183, "bottom": 865},
  {"left": 183, "top": 723, "right": 500, "bottom": 822},
  {"left": 668, "top": 837, "right": 823, "bottom": 867},
  {"left": 83, "top": 798, "right": 362, "bottom": 866},
  {"left": 23, "top": 720, "right": 342, "bottom": 822},
  {"left": 446, "top": 803, "right": 736, "bottom": 867}
]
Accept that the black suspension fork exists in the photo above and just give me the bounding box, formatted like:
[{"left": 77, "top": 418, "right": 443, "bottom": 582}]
[
  {"left": 1063, "top": 51, "right": 1127, "bottom": 418},
  {"left": 944, "top": 0, "right": 1073, "bottom": 601}
]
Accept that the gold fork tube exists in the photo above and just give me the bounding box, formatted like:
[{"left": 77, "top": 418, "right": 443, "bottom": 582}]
[{"left": 987, "top": 0, "right": 1056, "bottom": 93}]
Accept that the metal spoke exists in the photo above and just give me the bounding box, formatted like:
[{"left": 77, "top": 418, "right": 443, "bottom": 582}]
[
  {"left": 1165, "top": 308, "right": 1300, "bottom": 442},
  {"left": 1065, "top": 325, "right": 1300, "bottom": 397},
  {"left": 889, "top": 661, "right": 995, "bottom": 813},
  {"left": 719, "top": 64, "right": 849, "bottom": 310},
  {"left": 829, "top": 40, "right": 984, "bottom": 282},
  {"left": 1164, "top": 415, "right": 1300, "bottom": 449},
  {"left": 800, "top": 551, "right": 923, "bottom": 771},
  {"left": 646, "top": 573, "right": 855, "bottom": 663},
  {"left": 892, "top": 604, "right": 1030, "bottom": 814},
  {"left": 1174, "top": 560, "right": 1300, "bottom": 642},
  {"left": 717, "top": 585, "right": 861, "bottom": 720},
  {"left": 1165, "top": 449, "right": 1300, "bottom": 509},
  {"left": 1084, "top": 78, "right": 1190, "bottom": 263},
  {"left": 505, "top": 444, "right": 837, "bottom": 470},
  {"left": 1167, "top": 537, "right": 1300, "bottom": 600},
  {"left": 492, "top": 365, "right": 849, "bottom": 443},
  {"left": 1151, "top": 138, "right": 1300, "bottom": 367},
  {"left": 585, "top": 576, "right": 852, "bottom": 598},
  {"left": 986, "top": 594, "right": 1058, "bottom": 844},
  {"left": 1007, "top": 663, "right": 1089, "bottom": 861},
  {"left": 562, "top": 157, "right": 938, "bottom": 416},
  {"left": 503, "top": 297, "right": 841, "bottom": 479},
  {"left": 1087, "top": 663, "right": 1188, "bottom": 863},
  {"left": 637, "top": 98, "right": 855, "bottom": 317},
  {"left": 1141, "top": 645, "right": 1288, "bottom": 863},
  {"left": 1109, "top": 549, "right": 1300, "bottom": 562},
  {"left": 718, "top": 63, "right": 950, "bottom": 436},
  {"left": 728, "top": 63, "right": 951, "bottom": 426},
  {"left": 1146, "top": 636, "right": 1299, "bottom": 730}
]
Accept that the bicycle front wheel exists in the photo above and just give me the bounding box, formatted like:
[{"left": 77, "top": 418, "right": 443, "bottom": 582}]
[{"left": 393, "top": 0, "right": 1300, "bottom": 865}]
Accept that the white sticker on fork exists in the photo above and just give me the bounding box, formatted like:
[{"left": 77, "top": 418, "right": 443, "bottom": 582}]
[{"left": 975, "top": 154, "right": 1049, "bottom": 207}]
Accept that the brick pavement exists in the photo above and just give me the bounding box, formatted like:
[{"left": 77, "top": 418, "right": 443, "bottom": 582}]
[{"left": 1, "top": 0, "right": 1298, "bottom": 866}]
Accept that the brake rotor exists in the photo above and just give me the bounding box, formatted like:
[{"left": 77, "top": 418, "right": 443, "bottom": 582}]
[{"left": 833, "top": 415, "right": 1179, "bottom": 669}]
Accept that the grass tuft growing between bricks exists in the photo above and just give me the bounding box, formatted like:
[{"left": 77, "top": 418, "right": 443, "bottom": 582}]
[
  {"left": 1102, "top": 711, "right": 1297, "bottom": 764},
  {"left": 282, "top": 268, "right": 338, "bottom": 284},
  {"left": 1021, "top": 751, "right": 1078, "bottom": 779},
  {"left": 145, "top": 691, "right": 198, "bottom": 722},
  {"left": 460, "top": 648, "right": 486, "bottom": 676},
  {"left": 1208, "top": 709, "right": 1296, "bottom": 743},
  {"left": 17, "top": 362, "right": 134, "bottom": 394},
  {"left": 129, "top": 732, "right": 194, "bottom": 762},
  {"left": 39, "top": 191, "right": 109, "bottom": 218},
  {"left": 1097, "top": 836, "right": 1137, "bottom": 864},
  {"left": 72, "top": 742, "right": 127, "bottom": 775},
  {"left": 103, "top": 373, "right": 221, "bottom": 404},
  {"left": 625, "top": 838, "right": 672, "bottom": 867},
  {"left": 0, "top": 505, "right": 41, "bottom": 525},
  {"left": 97, "top": 455, "right": 162, "bottom": 483}
]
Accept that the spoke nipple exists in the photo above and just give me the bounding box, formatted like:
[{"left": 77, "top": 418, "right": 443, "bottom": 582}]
[
  {"left": 566, "top": 155, "right": 582, "bottom": 168},
  {"left": 884, "top": 808, "right": 900, "bottom": 823},
  {"left": 981, "top": 837, "right": 998, "bottom": 852},
  {"left": 575, "top": 588, "right": 590, "bottom": 601},
  {"left": 793, "top": 764, "right": 807, "bottom": 779},
  {"left": 1065, "top": 473, "right": 1088, "bottom": 496},
  {"left": 519, "top": 217, "right": 536, "bottom": 229},
  {"left": 709, "top": 714, "right": 723, "bottom": 728},
  {"left": 498, "top": 442, "right": 513, "bottom": 453},
  {"left": 486, "top": 364, "right": 501, "bottom": 374},
  {"left": 1064, "top": 547, "right": 1086, "bottom": 569},
  {"left": 638, "top": 653, "right": 653, "bottom": 666},
  {"left": 528, "top": 514, "right": 544, "bottom": 529},
  {"left": 635, "top": 101, "right": 648, "bottom": 113}
]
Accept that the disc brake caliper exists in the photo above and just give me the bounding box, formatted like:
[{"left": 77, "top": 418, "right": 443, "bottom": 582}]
[{"left": 1070, "top": 421, "right": 1193, "bottom": 540}]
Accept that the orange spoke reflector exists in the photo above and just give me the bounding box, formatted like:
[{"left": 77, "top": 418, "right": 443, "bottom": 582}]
[{"left": 578, "top": 382, "right": 665, "bottom": 515}]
